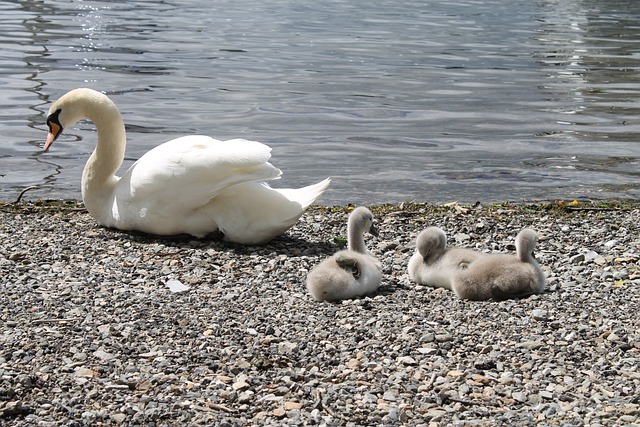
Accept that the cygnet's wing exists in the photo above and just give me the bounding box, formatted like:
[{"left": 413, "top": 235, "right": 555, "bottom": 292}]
[{"left": 335, "top": 252, "right": 361, "bottom": 278}]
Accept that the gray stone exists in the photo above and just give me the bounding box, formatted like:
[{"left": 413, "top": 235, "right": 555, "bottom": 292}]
[{"left": 0, "top": 202, "right": 638, "bottom": 426}]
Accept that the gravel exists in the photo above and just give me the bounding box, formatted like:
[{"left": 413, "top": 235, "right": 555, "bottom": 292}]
[{"left": 1, "top": 200, "right": 639, "bottom": 426}]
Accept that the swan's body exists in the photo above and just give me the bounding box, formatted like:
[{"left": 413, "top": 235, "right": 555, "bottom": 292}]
[
  {"left": 408, "top": 227, "right": 545, "bottom": 300},
  {"left": 306, "top": 207, "right": 382, "bottom": 301},
  {"left": 43, "top": 88, "right": 330, "bottom": 244}
]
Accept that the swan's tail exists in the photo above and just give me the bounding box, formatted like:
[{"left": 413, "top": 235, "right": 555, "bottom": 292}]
[
  {"left": 212, "top": 177, "right": 331, "bottom": 244},
  {"left": 279, "top": 177, "right": 331, "bottom": 209}
]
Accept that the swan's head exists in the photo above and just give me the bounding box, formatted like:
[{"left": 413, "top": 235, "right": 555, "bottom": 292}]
[
  {"left": 43, "top": 88, "right": 110, "bottom": 151},
  {"left": 44, "top": 107, "right": 63, "bottom": 151},
  {"left": 415, "top": 227, "right": 447, "bottom": 260},
  {"left": 349, "top": 206, "right": 378, "bottom": 237}
]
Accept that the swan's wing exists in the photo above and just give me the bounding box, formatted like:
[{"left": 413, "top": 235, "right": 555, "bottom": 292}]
[{"left": 119, "top": 136, "right": 282, "bottom": 208}]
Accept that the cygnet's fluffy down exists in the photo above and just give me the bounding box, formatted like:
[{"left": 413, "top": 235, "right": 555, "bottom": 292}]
[
  {"left": 408, "top": 227, "right": 545, "bottom": 300},
  {"left": 307, "top": 207, "right": 382, "bottom": 301}
]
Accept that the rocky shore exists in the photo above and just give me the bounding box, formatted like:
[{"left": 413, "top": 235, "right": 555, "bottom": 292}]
[{"left": 1, "top": 200, "right": 639, "bottom": 426}]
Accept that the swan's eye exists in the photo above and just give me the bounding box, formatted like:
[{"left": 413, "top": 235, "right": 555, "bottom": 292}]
[{"left": 46, "top": 108, "right": 62, "bottom": 127}]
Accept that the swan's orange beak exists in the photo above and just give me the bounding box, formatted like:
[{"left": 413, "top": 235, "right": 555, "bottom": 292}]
[
  {"left": 44, "top": 121, "right": 61, "bottom": 152},
  {"left": 44, "top": 132, "right": 55, "bottom": 152}
]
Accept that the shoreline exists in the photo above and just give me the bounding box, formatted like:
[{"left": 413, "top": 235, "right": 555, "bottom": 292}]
[{"left": 1, "top": 201, "right": 639, "bottom": 425}]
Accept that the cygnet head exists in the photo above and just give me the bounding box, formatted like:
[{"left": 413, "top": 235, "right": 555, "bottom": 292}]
[
  {"left": 415, "top": 227, "right": 447, "bottom": 261},
  {"left": 515, "top": 228, "right": 538, "bottom": 263},
  {"left": 349, "top": 206, "right": 378, "bottom": 236}
]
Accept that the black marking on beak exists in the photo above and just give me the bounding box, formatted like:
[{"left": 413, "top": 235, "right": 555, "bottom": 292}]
[
  {"left": 44, "top": 108, "right": 63, "bottom": 151},
  {"left": 46, "top": 108, "right": 63, "bottom": 140}
]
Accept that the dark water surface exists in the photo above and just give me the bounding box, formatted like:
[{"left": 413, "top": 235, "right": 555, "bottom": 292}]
[{"left": 1, "top": 0, "right": 639, "bottom": 205}]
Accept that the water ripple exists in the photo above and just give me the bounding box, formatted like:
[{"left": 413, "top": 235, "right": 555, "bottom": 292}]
[{"left": 0, "top": 0, "right": 638, "bottom": 203}]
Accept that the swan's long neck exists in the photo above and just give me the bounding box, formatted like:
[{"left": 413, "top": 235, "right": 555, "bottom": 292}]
[
  {"left": 347, "top": 220, "right": 367, "bottom": 254},
  {"left": 79, "top": 95, "right": 126, "bottom": 211}
]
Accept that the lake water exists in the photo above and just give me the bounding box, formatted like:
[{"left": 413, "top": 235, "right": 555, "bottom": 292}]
[{"left": 1, "top": 0, "right": 639, "bottom": 205}]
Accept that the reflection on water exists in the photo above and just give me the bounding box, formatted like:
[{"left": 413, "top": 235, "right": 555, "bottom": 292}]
[
  {"left": 536, "top": 0, "right": 640, "bottom": 131},
  {"left": 0, "top": 0, "right": 638, "bottom": 204},
  {"left": 530, "top": 0, "right": 640, "bottom": 201}
]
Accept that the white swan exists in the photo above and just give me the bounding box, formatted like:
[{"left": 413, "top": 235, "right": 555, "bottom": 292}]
[
  {"left": 42, "top": 88, "right": 330, "bottom": 244},
  {"left": 408, "top": 227, "right": 545, "bottom": 300},
  {"left": 306, "top": 207, "right": 382, "bottom": 301}
]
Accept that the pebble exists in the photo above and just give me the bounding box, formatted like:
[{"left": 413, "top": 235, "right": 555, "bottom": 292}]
[
  {"left": 512, "top": 392, "right": 528, "bottom": 402},
  {"left": 569, "top": 254, "right": 585, "bottom": 264},
  {"left": 531, "top": 309, "right": 551, "bottom": 321},
  {"left": 1, "top": 200, "right": 639, "bottom": 425}
]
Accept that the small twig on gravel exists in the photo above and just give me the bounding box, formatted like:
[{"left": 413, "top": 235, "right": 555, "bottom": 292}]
[
  {"left": 14, "top": 186, "right": 39, "bottom": 203},
  {"left": 565, "top": 206, "right": 632, "bottom": 212},
  {"left": 207, "top": 403, "right": 236, "bottom": 413},
  {"left": 60, "top": 207, "right": 88, "bottom": 212},
  {"left": 313, "top": 390, "right": 347, "bottom": 422},
  {"left": 438, "top": 393, "right": 490, "bottom": 407},
  {"left": 30, "top": 318, "right": 81, "bottom": 325},
  {"left": 425, "top": 372, "right": 437, "bottom": 389},
  {"left": 155, "top": 249, "right": 185, "bottom": 257},
  {"left": 53, "top": 400, "right": 73, "bottom": 414}
]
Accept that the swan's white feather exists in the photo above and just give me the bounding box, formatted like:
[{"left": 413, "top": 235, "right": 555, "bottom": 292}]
[
  {"left": 44, "top": 88, "right": 330, "bottom": 244},
  {"left": 120, "top": 137, "right": 281, "bottom": 207}
]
